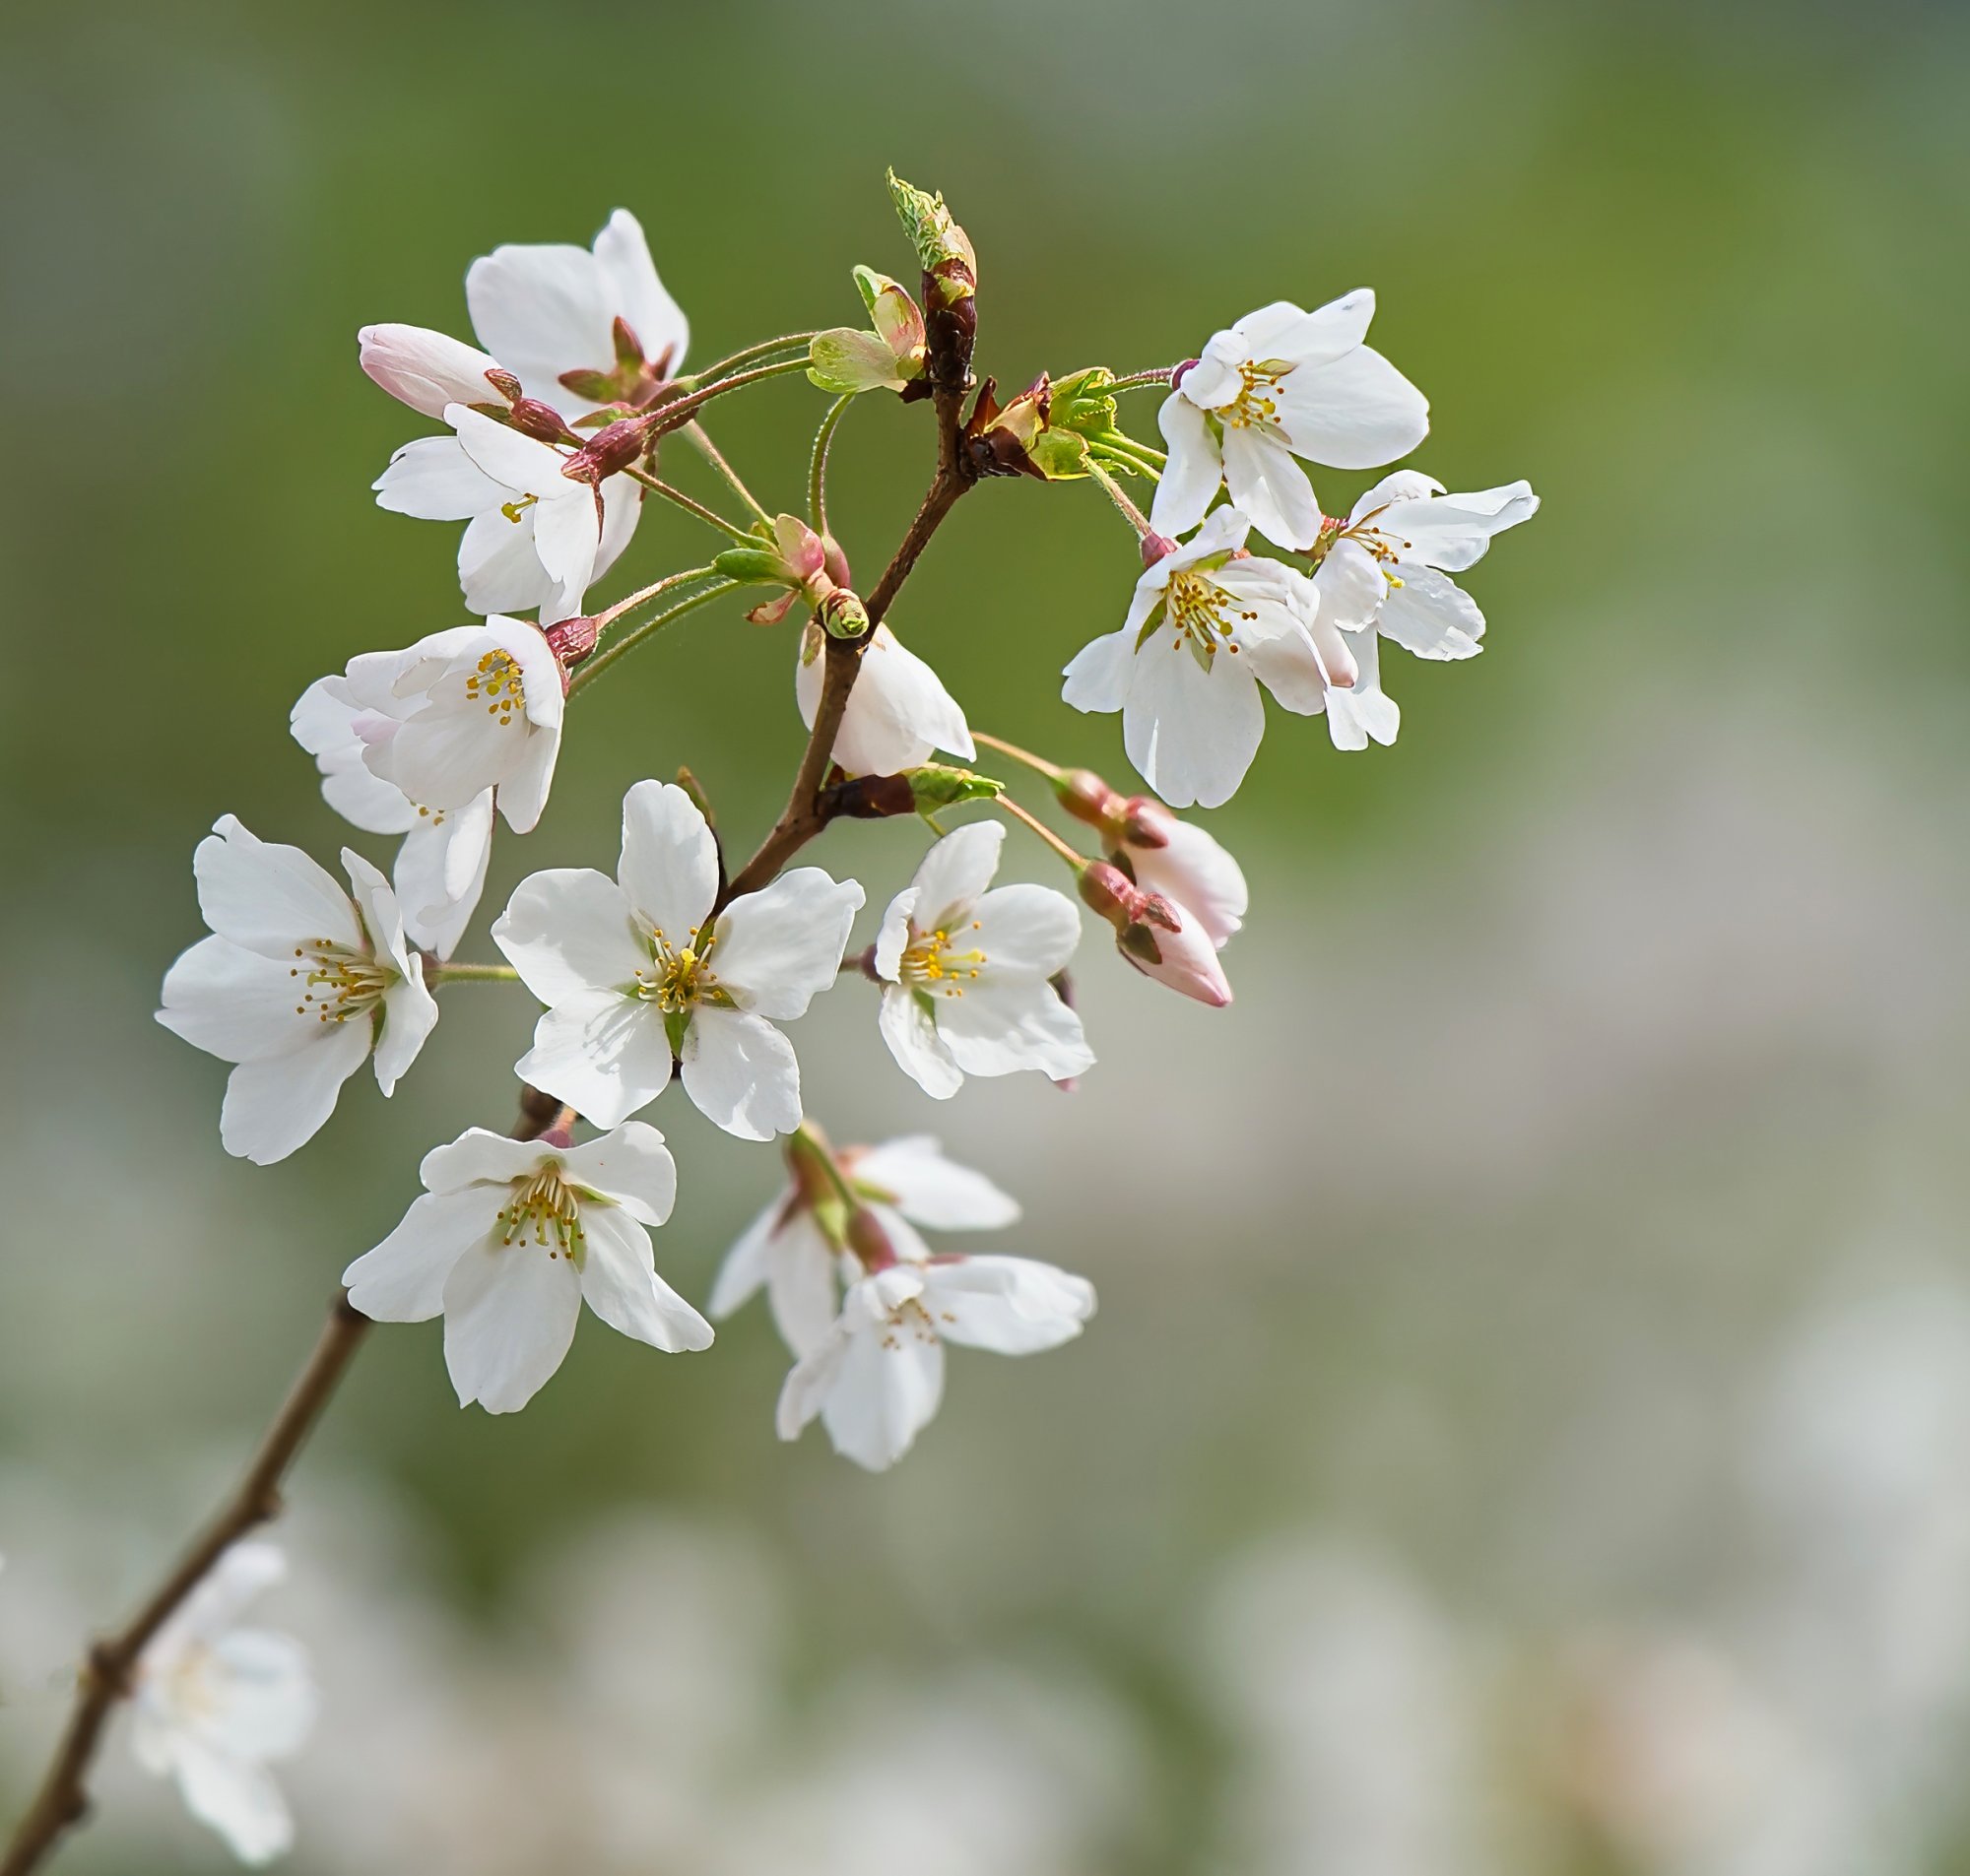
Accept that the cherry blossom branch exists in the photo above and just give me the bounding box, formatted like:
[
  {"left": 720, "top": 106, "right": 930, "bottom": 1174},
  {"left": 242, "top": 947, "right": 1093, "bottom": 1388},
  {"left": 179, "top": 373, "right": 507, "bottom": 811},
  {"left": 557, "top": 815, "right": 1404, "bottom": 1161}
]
[
  {"left": 721, "top": 377, "right": 977, "bottom": 907},
  {"left": 566, "top": 579, "right": 741, "bottom": 696},
  {"left": 1, "top": 1093, "right": 568, "bottom": 1876}
]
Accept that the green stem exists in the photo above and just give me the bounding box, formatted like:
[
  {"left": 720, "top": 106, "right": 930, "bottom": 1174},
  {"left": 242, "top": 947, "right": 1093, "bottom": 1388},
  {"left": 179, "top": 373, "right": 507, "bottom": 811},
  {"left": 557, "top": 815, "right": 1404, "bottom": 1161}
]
[
  {"left": 971, "top": 730, "right": 1064, "bottom": 782},
  {"left": 645, "top": 356, "right": 813, "bottom": 440},
  {"left": 593, "top": 564, "right": 718, "bottom": 632},
  {"left": 995, "top": 795, "right": 1087, "bottom": 873},
  {"left": 675, "top": 332, "right": 819, "bottom": 387},
  {"left": 428, "top": 961, "right": 520, "bottom": 987},
  {"left": 1107, "top": 366, "right": 1179, "bottom": 392},
  {"left": 684, "top": 421, "right": 773, "bottom": 527},
  {"left": 621, "top": 465, "right": 755, "bottom": 545},
  {"left": 567, "top": 580, "right": 741, "bottom": 695},
  {"left": 808, "top": 394, "right": 854, "bottom": 537},
  {"left": 1084, "top": 457, "right": 1152, "bottom": 538}
]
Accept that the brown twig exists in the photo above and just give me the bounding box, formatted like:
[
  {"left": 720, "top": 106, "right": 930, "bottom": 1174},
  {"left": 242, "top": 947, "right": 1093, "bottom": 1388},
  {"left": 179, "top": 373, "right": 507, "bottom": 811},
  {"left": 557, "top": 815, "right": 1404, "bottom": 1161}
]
[
  {"left": 719, "top": 376, "right": 976, "bottom": 907},
  {"left": 1, "top": 1088, "right": 569, "bottom": 1876}
]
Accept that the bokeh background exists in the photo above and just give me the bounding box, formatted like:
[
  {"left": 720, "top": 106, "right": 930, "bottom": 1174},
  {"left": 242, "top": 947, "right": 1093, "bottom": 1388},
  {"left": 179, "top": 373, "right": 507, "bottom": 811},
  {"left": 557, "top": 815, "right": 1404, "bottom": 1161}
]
[{"left": 5, "top": 0, "right": 1970, "bottom": 1869}]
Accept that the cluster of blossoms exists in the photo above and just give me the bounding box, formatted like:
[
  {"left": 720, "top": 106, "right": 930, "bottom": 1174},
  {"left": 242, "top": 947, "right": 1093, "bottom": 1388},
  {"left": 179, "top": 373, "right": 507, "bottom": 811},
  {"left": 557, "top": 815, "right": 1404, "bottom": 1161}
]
[{"left": 108, "top": 173, "right": 1540, "bottom": 1866}]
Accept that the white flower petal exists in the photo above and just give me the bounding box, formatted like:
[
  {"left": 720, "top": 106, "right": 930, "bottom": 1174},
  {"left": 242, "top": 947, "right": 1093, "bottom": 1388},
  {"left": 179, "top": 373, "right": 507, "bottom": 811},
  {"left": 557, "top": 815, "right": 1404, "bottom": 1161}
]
[
  {"left": 593, "top": 208, "right": 690, "bottom": 381},
  {"left": 394, "top": 793, "right": 494, "bottom": 960},
  {"left": 711, "top": 869, "right": 864, "bottom": 1019},
  {"left": 448, "top": 402, "right": 569, "bottom": 492},
  {"left": 420, "top": 1129, "right": 554, "bottom": 1194},
  {"left": 218, "top": 1022, "right": 371, "bottom": 1164},
  {"left": 158, "top": 937, "right": 317, "bottom": 1064},
  {"left": 193, "top": 817, "right": 361, "bottom": 959},
  {"left": 807, "top": 624, "right": 973, "bottom": 774},
  {"left": 873, "top": 886, "right": 917, "bottom": 983},
  {"left": 970, "top": 882, "right": 1083, "bottom": 981},
  {"left": 618, "top": 780, "right": 719, "bottom": 947},
  {"left": 493, "top": 868, "right": 646, "bottom": 1003},
  {"left": 373, "top": 967, "right": 438, "bottom": 1095},
  {"left": 1376, "top": 478, "right": 1538, "bottom": 571},
  {"left": 556, "top": 1120, "right": 677, "bottom": 1225},
  {"left": 577, "top": 1202, "right": 712, "bottom": 1352},
  {"left": 850, "top": 1135, "right": 1020, "bottom": 1231},
  {"left": 290, "top": 678, "right": 417, "bottom": 835},
  {"left": 1128, "top": 818, "right": 1248, "bottom": 948},
  {"left": 878, "top": 984, "right": 962, "bottom": 1099},
  {"left": 344, "top": 1189, "right": 492, "bottom": 1323},
  {"left": 515, "top": 991, "right": 674, "bottom": 1132},
  {"left": 707, "top": 1199, "right": 783, "bottom": 1321},
  {"left": 922, "top": 1255, "right": 1096, "bottom": 1354},
  {"left": 1278, "top": 345, "right": 1429, "bottom": 470},
  {"left": 1122, "top": 636, "right": 1265, "bottom": 810},
  {"left": 763, "top": 1214, "right": 842, "bottom": 1356},
  {"left": 936, "top": 978, "right": 1092, "bottom": 1082},
  {"left": 819, "top": 1316, "right": 946, "bottom": 1471},
  {"left": 1373, "top": 564, "right": 1485, "bottom": 659},
  {"left": 1266, "top": 288, "right": 1375, "bottom": 368},
  {"left": 170, "top": 1738, "right": 295, "bottom": 1866},
  {"left": 197, "top": 1629, "right": 317, "bottom": 1761},
  {"left": 1148, "top": 390, "right": 1220, "bottom": 537},
  {"left": 441, "top": 1233, "right": 584, "bottom": 1413},
  {"left": 679, "top": 1006, "right": 801, "bottom": 1140},
  {"left": 1220, "top": 425, "right": 1319, "bottom": 550},
  {"left": 1061, "top": 627, "right": 1136, "bottom": 715},
  {"left": 1326, "top": 627, "right": 1402, "bottom": 749},
  {"left": 909, "top": 819, "right": 1004, "bottom": 927},
  {"left": 1311, "top": 539, "right": 1390, "bottom": 633},
  {"left": 458, "top": 505, "right": 556, "bottom": 616},
  {"left": 372, "top": 433, "right": 502, "bottom": 521}
]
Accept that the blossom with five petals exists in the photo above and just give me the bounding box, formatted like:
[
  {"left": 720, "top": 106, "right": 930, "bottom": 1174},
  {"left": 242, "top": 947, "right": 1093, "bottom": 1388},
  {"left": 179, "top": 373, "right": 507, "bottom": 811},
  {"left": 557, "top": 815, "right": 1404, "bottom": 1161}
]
[
  {"left": 873, "top": 821, "right": 1091, "bottom": 1098},
  {"left": 709, "top": 1132, "right": 1020, "bottom": 1356},
  {"left": 775, "top": 1228, "right": 1095, "bottom": 1470},
  {"left": 290, "top": 628, "right": 499, "bottom": 959},
  {"left": 795, "top": 620, "right": 974, "bottom": 775},
  {"left": 343, "top": 1122, "right": 709, "bottom": 1413},
  {"left": 131, "top": 1541, "right": 316, "bottom": 1866},
  {"left": 1150, "top": 291, "right": 1428, "bottom": 550},
  {"left": 1061, "top": 507, "right": 1353, "bottom": 809},
  {"left": 157, "top": 817, "right": 437, "bottom": 1164},
  {"left": 353, "top": 616, "right": 565, "bottom": 836},
  {"left": 493, "top": 782, "right": 864, "bottom": 1139}
]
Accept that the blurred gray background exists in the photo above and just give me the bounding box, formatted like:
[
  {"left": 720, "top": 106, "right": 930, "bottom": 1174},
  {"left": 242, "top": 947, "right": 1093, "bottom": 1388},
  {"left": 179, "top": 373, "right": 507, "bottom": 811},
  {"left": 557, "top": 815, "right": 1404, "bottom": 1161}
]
[{"left": 4, "top": 0, "right": 1969, "bottom": 1869}]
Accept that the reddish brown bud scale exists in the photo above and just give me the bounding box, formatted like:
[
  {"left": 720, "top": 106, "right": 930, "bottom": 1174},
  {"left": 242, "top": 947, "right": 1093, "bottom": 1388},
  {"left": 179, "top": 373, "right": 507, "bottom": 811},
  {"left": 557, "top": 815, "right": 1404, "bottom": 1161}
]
[
  {"left": 543, "top": 615, "right": 599, "bottom": 676},
  {"left": 561, "top": 412, "right": 655, "bottom": 484},
  {"left": 506, "top": 397, "right": 576, "bottom": 445},
  {"left": 819, "top": 772, "right": 916, "bottom": 820}
]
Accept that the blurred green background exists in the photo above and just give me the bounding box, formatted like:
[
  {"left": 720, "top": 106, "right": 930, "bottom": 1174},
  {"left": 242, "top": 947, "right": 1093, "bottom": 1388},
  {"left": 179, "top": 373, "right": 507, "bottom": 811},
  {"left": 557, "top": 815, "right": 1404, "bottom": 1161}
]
[{"left": 5, "top": 0, "right": 1970, "bottom": 1869}]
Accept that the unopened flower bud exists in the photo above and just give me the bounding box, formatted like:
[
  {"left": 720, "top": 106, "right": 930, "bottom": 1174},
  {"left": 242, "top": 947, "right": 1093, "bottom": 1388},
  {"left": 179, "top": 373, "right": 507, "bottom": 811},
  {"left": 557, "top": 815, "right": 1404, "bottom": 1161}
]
[
  {"left": 819, "top": 589, "right": 870, "bottom": 640},
  {"left": 542, "top": 615, "right": 599, "bottom": 679},
  {"left": 886, "top": 170, "right": 976, "bottom": 392},
  {"left": 506, "top": 396, "right": 577, "bottom": 445},
  {"left": 358, "top": 323, "right": 503, "bottom": 420},
  {"left": 1077, "top": 862, "right": 1232, "bottom": 1006},
  {"left": 560, "top": 411, "right": 654, "bottom": 483},
  {"left": 1054, "top": 767, "right": 1127, "bottom": 831}
]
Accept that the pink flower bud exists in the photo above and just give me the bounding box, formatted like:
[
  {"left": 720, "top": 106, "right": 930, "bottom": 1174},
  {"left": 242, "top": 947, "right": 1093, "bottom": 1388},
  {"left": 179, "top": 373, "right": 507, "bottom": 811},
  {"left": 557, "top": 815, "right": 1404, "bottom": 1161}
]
[
  {"left": 358, "top": 323, "right": 502, "bottom": 420},
  {"left": 1113, "top": 804, "right": 1247, "bottom": 949},
  {"left": 1055, "top": 767, "right": 1126, "bottom": 832},
  {"left": 1115, "top": 894, "right": 1232, "bottom": 1006}
]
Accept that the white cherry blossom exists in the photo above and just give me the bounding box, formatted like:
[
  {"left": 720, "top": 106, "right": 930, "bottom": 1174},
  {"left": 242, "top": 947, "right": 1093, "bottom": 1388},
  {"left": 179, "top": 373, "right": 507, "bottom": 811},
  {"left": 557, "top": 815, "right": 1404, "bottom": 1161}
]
[
  {"left": 873, "top": 821, "right": 1091, "bottom": 1098},
  {"left": 1313, "top": 471, "right": 1540, "bottom": 657},
  {"left": 355, "top": 616, "right": 564, "bottom": 835},
  {"left": 493, "top": 782, "right": 864, "bottom": 1139},
  {"left": 343, "top": 1122, "right": 709, "bottom": 1413},
  {"left": 1061, "top": 507, "right": 1352, "bottom": 809},
  {"left": 131, "top": 1542, "right": 316, "bottom": 1866},
  {"left": 776, "top": 1237, "right": 1095, "bottom": 1471},
  {"left": 1150, "top": 291, "right": 1429, "bottom": 550},
  {"left": 466, "top": 208, "right": 690, "bottom": 416},
  {"left": 710, "top": 1133, "right": 1020, "bottom": 1356},
  {"left": 291, "top": 629, "right": 496, "bottom": 959},
  {"left": 157, "top": 818, "right": 437, "bottom": 1165},
  {"left": 373, "top": 407, "right": 639, "bottom": 623},
  {"left": 795, "top": 620, "right": 974, "bottom": 775}
]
